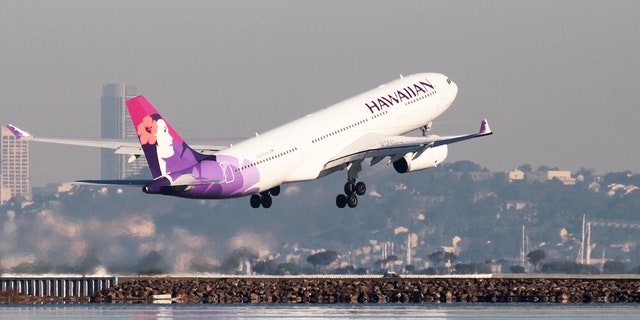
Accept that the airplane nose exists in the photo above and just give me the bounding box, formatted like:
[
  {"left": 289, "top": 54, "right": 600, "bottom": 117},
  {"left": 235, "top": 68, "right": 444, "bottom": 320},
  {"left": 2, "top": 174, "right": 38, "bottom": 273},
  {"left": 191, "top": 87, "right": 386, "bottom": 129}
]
[
  {"left": 449, "top": 79, "right": 458, "bottom": 97},
  {"left": 446, "top": 78, "right": 458, "bottom": 105}
]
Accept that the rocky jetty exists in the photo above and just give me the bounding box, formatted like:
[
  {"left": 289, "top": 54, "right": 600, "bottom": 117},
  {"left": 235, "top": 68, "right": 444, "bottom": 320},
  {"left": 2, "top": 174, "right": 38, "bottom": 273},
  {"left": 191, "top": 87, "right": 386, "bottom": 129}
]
[{"left": 91, "top": 277, "right": 640, "bottom": 304}]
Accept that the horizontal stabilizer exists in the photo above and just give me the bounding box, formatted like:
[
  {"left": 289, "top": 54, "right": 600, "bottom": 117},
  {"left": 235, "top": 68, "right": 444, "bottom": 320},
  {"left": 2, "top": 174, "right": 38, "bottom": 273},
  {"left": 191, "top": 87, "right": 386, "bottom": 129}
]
[
  {"left": 74, "top": 180, "right": 152, "bottom": 186},
  {"left": 4, "top": 125, "right": 239, "bottom": 156}
]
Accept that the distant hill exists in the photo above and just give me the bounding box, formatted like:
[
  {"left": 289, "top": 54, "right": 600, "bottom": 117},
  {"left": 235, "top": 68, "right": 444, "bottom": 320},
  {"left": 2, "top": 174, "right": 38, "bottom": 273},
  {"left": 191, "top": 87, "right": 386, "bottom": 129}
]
[{"left": 1, "top": 161, "right": 638, "bottom": 274}]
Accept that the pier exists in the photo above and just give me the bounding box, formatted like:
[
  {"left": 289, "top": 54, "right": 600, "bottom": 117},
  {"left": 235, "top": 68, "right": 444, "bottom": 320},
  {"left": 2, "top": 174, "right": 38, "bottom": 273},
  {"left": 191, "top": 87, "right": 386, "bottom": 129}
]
[{"left": 0, "top": 276, "right": 117, "bottom": 298}]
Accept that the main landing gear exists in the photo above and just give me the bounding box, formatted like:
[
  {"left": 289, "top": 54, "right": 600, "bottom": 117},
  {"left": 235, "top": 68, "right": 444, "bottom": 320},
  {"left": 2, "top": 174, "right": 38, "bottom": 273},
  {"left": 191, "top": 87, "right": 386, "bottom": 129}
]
[
  {"left": 336, "top": 179, "right": 366, "bottom": 208},
  {"left": 250, "top": 186, "right": 280, "bottom": 209},
  {"left": 336, "top": 161, "right": 366, "bottom": 208}
]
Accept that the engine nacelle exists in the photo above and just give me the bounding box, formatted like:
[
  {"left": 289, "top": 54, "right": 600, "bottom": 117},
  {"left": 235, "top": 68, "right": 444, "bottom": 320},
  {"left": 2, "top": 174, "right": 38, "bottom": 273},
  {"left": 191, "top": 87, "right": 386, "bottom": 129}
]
[{"left": 393, "top": 145, "right": 448, "bottom": 173}]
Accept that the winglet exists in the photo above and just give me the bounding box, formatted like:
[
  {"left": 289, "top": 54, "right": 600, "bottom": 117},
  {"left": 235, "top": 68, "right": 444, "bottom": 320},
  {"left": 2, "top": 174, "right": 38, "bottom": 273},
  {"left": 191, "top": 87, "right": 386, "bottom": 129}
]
[
  {"left": 5, "top": 124, "right": 32, "bottom": 139},
  {"left": 479, "top": 119, "right": 492, "bottom": 135}
]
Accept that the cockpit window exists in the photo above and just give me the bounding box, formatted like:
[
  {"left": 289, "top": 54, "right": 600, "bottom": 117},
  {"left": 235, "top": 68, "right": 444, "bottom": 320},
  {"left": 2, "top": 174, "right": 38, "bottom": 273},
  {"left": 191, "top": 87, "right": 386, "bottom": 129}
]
[{"left": 447, "top": 78, "right": 452, "bottom": 84}]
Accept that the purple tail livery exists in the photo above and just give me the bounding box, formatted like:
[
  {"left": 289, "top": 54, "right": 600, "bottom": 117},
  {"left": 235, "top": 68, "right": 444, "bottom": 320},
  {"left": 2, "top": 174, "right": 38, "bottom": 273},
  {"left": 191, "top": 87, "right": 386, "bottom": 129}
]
[{"left": 126, "top": 96, "right": 261, "bottom": 199}]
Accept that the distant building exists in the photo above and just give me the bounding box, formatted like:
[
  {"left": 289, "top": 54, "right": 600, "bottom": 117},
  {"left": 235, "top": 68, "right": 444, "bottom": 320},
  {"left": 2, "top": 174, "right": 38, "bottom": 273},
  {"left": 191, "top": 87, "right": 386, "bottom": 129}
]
[
  {"left": 547, "top": 170, "right": 576, "bottom": 185},
  {"left": 101, "top": 83, "right": 145, "bottom": 179},
  {"left": 508, "top": 169, "right": 525, "bottom": 182},
  {"left": 508, "top": 169, "right": 576, "bottom": 185},
  {"left": 506, "top": 201, "right": 528, "bottom": 210},
  {"left": 1, "top": 126, "right": 30, "bottom": 204},
  {"left": 527, "top": 170, "right": 576, "bottom": 185},
  {"left": 469, "top": 171, "right": 493, "bottom": 181}
]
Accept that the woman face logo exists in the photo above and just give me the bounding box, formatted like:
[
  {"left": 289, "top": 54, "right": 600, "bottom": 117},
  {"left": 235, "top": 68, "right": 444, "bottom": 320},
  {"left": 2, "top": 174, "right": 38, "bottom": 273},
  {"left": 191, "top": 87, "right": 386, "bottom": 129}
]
[{"left": 156, "top": 119, "right": 174, "bottom": 159}]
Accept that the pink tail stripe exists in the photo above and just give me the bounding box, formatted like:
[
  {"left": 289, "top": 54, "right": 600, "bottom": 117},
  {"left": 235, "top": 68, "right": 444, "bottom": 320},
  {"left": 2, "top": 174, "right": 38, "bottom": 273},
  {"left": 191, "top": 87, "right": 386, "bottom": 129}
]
[{"left": 126, "top": 96, "right": 184, "bottom": 144}]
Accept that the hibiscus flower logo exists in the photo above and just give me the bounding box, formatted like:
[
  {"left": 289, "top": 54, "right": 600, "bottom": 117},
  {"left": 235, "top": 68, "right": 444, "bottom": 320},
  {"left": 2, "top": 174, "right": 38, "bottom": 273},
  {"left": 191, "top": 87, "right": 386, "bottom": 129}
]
[{"left": 137, "top": 115, "right": 158, "bottom": 145}]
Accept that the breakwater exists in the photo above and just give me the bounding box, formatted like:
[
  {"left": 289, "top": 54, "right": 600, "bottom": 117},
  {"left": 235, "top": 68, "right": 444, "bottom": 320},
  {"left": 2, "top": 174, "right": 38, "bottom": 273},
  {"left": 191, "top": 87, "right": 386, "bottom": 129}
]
[{"left": 91, "top": 276, "right": 640, "bottom": 303}]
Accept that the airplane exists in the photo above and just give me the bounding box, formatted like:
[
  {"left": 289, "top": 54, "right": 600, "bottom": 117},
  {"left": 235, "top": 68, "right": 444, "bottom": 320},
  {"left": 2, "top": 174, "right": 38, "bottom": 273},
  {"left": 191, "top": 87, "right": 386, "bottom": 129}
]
[{"left": 7, "top": 73, "right": 492, "bottom": 208}]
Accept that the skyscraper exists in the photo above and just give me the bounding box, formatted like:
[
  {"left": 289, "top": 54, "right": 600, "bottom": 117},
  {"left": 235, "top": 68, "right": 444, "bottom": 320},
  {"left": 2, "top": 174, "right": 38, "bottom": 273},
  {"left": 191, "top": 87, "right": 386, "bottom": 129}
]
[
  {"left": 1, "top": 126, "right": 30, "bottom": 204},
  {"left": 101, "top": 83, "right": 145, "bottom": 179}
]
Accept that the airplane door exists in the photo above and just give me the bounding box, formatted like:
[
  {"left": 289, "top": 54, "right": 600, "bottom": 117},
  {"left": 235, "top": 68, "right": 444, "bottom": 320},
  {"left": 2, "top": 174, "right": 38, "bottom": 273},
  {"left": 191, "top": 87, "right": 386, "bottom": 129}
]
[{"left": 219, "top": 161, "right": 235, "bottom": 183}]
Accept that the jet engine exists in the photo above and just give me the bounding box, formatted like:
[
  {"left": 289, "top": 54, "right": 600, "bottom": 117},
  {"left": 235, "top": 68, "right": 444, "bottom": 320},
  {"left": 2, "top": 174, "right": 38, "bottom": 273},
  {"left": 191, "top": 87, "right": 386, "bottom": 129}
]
[{"left": 393, "top": 145, "right": 448, "bottom": 173}]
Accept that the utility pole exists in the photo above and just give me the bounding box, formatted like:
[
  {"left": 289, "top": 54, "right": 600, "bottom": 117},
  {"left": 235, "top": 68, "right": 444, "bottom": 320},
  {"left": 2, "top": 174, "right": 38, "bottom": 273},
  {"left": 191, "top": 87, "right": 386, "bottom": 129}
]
[
  {"left": 520, "top": 225, "right": 530, "bottom": 271},
  {"left": 521, "top": 225, "right": 525, "bottom": 267},
  {"left": 406, "top": 233, "right": 412, "bottom": 266},
  {"left": 586, "top": 221, "right": 592, "bottom": 265},
  {"left": 577, "top": 214, "right": 586, "bottom": 264}
]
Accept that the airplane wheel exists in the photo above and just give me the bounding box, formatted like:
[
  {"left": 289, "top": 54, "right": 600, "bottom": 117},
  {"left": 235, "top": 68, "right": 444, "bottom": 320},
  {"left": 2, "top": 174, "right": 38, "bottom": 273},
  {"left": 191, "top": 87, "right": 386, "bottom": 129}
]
[
  {"left": 250, "top": 195, "right": 261, "bottom": 208},
  {"left": 355, "top": 182, "right": 366, "bottom": 196},
  {"left": 270, "top": 186, "right": 281, "bottom": 196},
  {"left": 261, "top": 194, "right": 273, "bottom": 208},
  {"left": 347, "top": 194, "right": 358, "bottom": 208},
  {"left": 344, "top": 181, "right": 355, "bottom": 195},
  {"left": 336, "top": 194, "right": 347, "bottom": 208}
]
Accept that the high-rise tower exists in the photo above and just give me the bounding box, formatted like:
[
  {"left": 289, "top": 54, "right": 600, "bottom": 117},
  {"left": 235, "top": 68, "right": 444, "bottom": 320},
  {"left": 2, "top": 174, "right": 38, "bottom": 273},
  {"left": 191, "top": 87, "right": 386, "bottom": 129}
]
[
  {"left": 1, "top": 126, "right": 30, "bottom": 204},
  {"left": 101, "top": 83, "right": 144, "bottom": 179}
]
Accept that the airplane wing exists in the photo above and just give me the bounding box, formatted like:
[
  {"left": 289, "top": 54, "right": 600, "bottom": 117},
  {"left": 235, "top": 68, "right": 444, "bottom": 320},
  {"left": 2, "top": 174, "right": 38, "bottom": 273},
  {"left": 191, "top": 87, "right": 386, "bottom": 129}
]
[
  {"left": 4, "top": 124, "right": 239, "bottom": 155},
  {"left": 324, "top": 119, "right": 492, "bottom": 170}
]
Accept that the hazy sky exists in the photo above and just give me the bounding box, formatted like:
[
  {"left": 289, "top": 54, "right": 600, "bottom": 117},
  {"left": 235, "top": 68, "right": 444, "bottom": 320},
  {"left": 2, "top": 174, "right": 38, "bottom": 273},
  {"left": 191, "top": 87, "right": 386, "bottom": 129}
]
[{"left": 1, "top": 1, "right": 639, "bottom": 186}]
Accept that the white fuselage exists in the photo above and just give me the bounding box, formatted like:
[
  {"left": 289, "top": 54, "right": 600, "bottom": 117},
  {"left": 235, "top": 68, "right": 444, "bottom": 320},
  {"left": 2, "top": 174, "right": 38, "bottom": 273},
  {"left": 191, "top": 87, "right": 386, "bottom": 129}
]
[{"left": 215, "top": 73, "right": 458, "bottom": 192}]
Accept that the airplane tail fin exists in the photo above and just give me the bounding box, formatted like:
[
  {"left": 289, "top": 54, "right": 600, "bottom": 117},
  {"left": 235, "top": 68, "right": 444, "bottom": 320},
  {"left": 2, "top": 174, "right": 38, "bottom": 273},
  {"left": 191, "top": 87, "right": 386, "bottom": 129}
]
[{"left": 126, "top": 96, "right": 204, "bottom": 179}]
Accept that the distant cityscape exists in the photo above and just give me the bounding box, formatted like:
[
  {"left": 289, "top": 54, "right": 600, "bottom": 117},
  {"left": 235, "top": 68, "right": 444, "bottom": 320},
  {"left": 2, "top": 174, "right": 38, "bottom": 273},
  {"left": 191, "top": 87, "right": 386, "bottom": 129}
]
[
  {"left": 1, "top": 83, "right": 139, "bottom": 205},
  {"left": 1, "top": 160, "right": 638, "bottom": 276}
]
